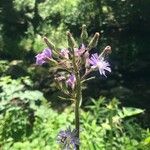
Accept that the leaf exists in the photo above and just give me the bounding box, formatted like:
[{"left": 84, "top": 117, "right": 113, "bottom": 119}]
[{"left": 119, "top": 107, "right": 144, "bottom": 118}]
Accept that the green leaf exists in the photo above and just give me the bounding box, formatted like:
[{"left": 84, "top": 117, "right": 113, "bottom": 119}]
[{"left": 120, "top": 107, "right": 144, "bottom": 118}]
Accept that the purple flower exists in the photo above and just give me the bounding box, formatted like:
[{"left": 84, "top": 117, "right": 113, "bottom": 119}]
[
  {"left": 89, "top": 53, "right": 111, "bottom": 77},
  {"left": 60, "top": 48, "right": 69, "bottom": 59},
  {"left": 35, "top": 48, "right": 52, "bottom": 65},
  {"left": 74, "top": 44, "right": 86, "bottom": 56},
  {"left": 57, "top": 127, "right": 79, "bottom": 150},
  {"left": 66, "top": 74, "right": 76, "bottom": 89}
]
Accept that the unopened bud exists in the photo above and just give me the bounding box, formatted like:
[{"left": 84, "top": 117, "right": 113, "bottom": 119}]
[
  {"left": 99, "top": 45, "right": 112, "bottom": 57},
  {"left": 104, "top": 46, "right": 111, "bottom": 54},
  {"left": 87, "top": 32, "right": 100, "bottom": 50},
  {"left": 66, "top": 31, "right": 78, "bottom": 48},
  {"left": 80, "top": 24, "right": 88, "bottom": 44},
  {"left": 43, "top": 37, "right": 55, "bottom": 50}
]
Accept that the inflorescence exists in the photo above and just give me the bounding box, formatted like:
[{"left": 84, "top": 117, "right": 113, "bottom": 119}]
[{"left": 35, "top": 25, "right": 112, "bottom": 150}]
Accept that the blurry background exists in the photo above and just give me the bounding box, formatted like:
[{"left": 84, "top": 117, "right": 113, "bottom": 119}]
[
  {"left": 0, "top": 0, "right": 150, "bottom": 108},
  {"left": 0, "top": 0, "right": 150, "bottom": 149}
]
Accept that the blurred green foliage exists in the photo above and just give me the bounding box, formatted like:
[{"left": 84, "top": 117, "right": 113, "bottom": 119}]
[
  {"left": 0, "top": 76, "right": 150, "bottom": 149},
  {"left": 0, "top": 1, "right": 150, "bottom": 149},
  {"left": 0, "top": 0, "right": 79, "bottom": 58},
  {"left": 0, "top": 0, "right": 149, "bottom": 64}
]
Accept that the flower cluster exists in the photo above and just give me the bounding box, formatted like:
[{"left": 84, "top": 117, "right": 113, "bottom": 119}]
[
  {"left": 57, "top": 127, "right": 79, "bottom": 150},
  {"left": 35, "top": 44, "right": 111, "bottom": 83},
  {"left": 35, "top": 25, "right": 112, "bottom": 150},
  {"left": 35, "top": 45, "right": 111, "bottom": 92}
]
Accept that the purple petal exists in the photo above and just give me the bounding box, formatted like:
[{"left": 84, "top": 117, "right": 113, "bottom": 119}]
[
  {"left": 89, "top": 53, "right": 99, "bottom": 66},
  {"left": 35, "top": 48, "right": 52, "bottom": 65},
  {"left": 89, "top": 53, "right": 111, "bottom": 77},
  {"left": 60, "top": 48, "right": 69, "bottom": 58},
  {"left": 66, "top": 74, "right": 76, "bottom": 89},
  {"left": 105, "top": 67, "right": 111, "bottom": 72},
  {"left": 43, "top": 48, "right": 52, "bottom": 58},
  {"left": 35, "top": 53, "right": 46, "bottom": 65}
]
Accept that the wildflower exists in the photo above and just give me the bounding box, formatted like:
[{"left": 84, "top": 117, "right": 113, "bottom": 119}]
[
  {"left": 66, "top": 74, "right": 76, "bottom": 89},
  {"left": 89, "top": 53, "right": 111, "bottom": 77},
  {"left": 35, "top": 48, "right": 52, "bottom": 65},
  {"left": 74, "top": 44, "right": 86, "bottom": 56},
  {"left": 57, "top": 127, "right": 79, "bottom": 150},
  {"left": 60, "top": 48, "right": 69, "bottom": 59}
]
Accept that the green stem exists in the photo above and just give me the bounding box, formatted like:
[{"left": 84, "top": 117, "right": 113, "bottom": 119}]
[
  {"left": 75, "top": 73, "right": 82, "bottom": 150},
  {"left": 72, "top": 48, "right": 82, "bottom": 150},
  {"left": 75, "top": 95, "right": 80, "bottom": 150}
]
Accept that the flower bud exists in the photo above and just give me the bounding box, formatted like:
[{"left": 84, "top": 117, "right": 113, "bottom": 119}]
[
  {"left": 44, "top": 37, "right": 60, "bottom": 57},
  {"left": 87, "top": 32, "right": 100, "bottom": 50},
  {"left": 66, "top": 31, "right": 78, "bottom": 48},
  {"left": 104, "top": 46, "right": 111, "bottom": 54},
  {"left": 99, "top": 45, "right": 112, "bottom": 57},
  {"left": 80, "top": 24, "right": 88, "bottom": 44},
  {"left": 43, "top": 37, "right": 55, "bottom": 50}
]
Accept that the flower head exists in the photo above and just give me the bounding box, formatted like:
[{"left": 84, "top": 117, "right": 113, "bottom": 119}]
[
  {"left": 89, "top": 53, "right": 111, "bottom": 77},
  {"left": 66, "top": 74, "right": 76, "bottom": 89},
  {"left": 60, "top": 48, "right": 69, "bottom": 59},
  {"left": 35, "top": 48, "right": 52, "bottom": 65},
  {"left": 57, "top": 127, "right": 79, "bottom": 150},
  {"left": 74, "top": 44, "right": 86, "bottom": 56}
]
